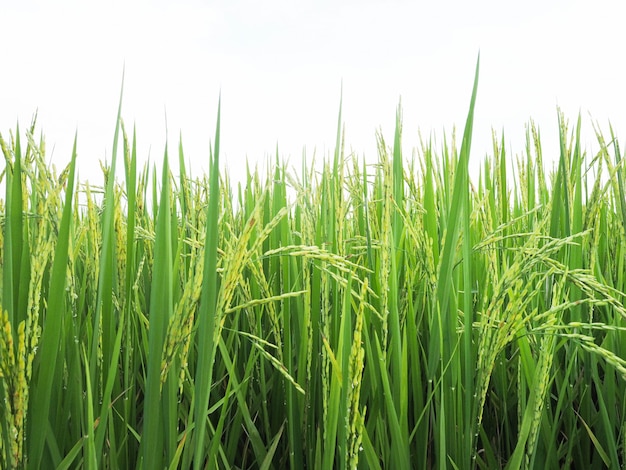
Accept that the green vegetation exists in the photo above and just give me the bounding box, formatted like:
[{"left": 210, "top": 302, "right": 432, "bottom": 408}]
[{"left": 3, "top": 60, "right": 626, "bottom": 469}]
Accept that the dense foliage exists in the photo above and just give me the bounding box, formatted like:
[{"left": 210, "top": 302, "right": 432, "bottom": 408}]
[{"left": 3, "top": 63, "right": 626, "bottom": 469}]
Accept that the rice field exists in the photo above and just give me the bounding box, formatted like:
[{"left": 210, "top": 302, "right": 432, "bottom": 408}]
[{"left": 3, "top": 62, "right": 626, "bottom": 469}]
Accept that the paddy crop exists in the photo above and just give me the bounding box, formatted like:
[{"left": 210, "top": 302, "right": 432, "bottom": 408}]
[{"left": 2, "top": 60, "right": 626, "bottom": 469}]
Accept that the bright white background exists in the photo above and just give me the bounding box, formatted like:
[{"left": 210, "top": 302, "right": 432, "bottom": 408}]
[{"left": 1, "top": 0, "right": 625, "bottom": 186}]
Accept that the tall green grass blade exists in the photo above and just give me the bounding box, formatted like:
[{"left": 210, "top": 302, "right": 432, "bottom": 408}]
[
  {"left": 389, "top": 103, "right": 405, "bottom": 434},
  {"left": 82, "top": 346, "right": 98, "bottom": 470},
  {"left": 374, "top": 332, "right": 410, "bottom": 469},
  {"left": 427, "top": 54, "right": 479, "bottom": 467},
  {"left": 87, "top": 74, "right": 125, "bottom": 468},
  {"left": 3, "top": 123, "right": 29, "bottom": 328},
  {"left": 27, "top": 133, "right": 77, "bottom": 468},
  {"left": 429, "top": 55, "right": 479, "bottom": 373},
  {"left": 119, "top": 123, "right": 138, "bottom": 467},
  {"left": 259, "top": 423, "right": 285, "bottom": 470},
  {"left": 193, "top": 96, "right": 222, "bottom": 469},
  {"left": 140, "top": 147, "right": 173, "bottom": 468},
  {"left": 462, "top": 126, "right": 475, "bottom": 466},
  {"left": 322, "top": 272, "right": 352, "bottom": 470}
]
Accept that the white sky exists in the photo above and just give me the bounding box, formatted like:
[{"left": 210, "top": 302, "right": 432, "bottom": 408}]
[{"left": 2, "top": 0, "right": 625, "bottom": 187}]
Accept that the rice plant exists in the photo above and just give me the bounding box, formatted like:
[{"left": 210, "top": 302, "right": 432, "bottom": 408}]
[{"left": 2, "top": 59, "right": 626, "bottom": 468}]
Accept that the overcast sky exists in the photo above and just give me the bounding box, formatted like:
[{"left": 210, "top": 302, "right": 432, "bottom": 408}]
[{"left": 2, "top": 0, "right": 625, "bottom": 186}]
